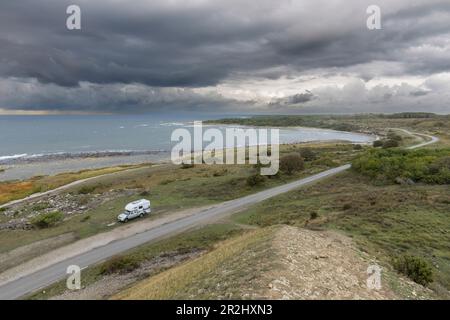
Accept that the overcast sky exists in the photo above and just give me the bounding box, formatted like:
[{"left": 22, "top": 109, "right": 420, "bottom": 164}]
[{"left": 0, "top": 0, "right": 449, "bottom": 114}]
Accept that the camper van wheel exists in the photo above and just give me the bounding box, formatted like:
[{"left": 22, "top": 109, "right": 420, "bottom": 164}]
[
  {"left": 124, "top": 218, "right": 128, "bottom": 223},
  {"left": 140, "top": 213, "right": 144, "bottom": 218}
]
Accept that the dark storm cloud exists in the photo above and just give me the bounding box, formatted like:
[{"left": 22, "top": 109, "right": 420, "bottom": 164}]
[{"left": 0, "top": 0, "right": 450, "bottom": 112}]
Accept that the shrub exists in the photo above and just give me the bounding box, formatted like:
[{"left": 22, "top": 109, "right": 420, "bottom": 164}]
[
  {"left": 246, "top": 174, "right": 265, "bottom": 187},
  {"left": 181, "top": 163, "right": 195, "bottom": 169},
  {"left": 393, "top": 255, "right": 433, "bottom": 286},
  {"left": 387, "top": 131, "right": 403, "bottom": 141},
  {"left": 373, "top": 140, "right": 383, "bottom": 148},
  {"left": 100, "top": 255, "right": 140, "bottom": 275},
  {"left": 280, "top": 153, "right": 304, "bottom": 174},
  {"left": 80, "top": 215, "right": 91, "bottom": 222},
  {"left": 382, "top": 139, "right": 400, "bottom": 149},
  {"left": 299, "top": 148, "right": 316, "bottom": 161},
  {"left": 310, "top": 212, "right": 318, "bottom": 220},
  {"left": 353, "top": 144, "right": 363, "bottom": 150},
  {"left": 352, "top": 148, "right": 450, "bottom": 184},
  {"left": 78, "top": 185, "right": 97, "bottom": 194},
  {"left": 31, "top": 202, "right": 50, "bottom": 211},
  {"left": 31, "top": 211, "right": 64, "bottom": 228}
]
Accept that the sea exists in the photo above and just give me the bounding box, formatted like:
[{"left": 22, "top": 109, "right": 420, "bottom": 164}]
[{"left": 0, "top": 114, "right": 374, "bottom": 180}]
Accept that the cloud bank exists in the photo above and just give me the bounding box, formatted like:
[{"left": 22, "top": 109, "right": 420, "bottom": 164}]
[{"left": 0, "top": 0, "right": 449, "bottom": 113}]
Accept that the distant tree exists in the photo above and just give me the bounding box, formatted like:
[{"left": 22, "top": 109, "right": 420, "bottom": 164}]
[{"left": 280, "top": 153, "right": 304, "bottom": 174}]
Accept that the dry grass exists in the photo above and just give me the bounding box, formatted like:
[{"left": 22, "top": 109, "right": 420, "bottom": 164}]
[
  {"left": 113, "top": 227, "right": 274, "bottom": 300},
  {"left": 0, "top": 164, "right": 143, "bottom": 205}
]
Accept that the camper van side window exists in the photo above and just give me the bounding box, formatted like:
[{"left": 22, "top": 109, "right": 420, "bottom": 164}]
[{"left": 139, "top": 206, "right": 143, "bottom": 209}]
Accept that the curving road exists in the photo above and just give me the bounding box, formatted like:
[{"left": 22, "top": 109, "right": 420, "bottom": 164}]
[{"left": 394, "top": 128, "right": 440, "bottom": 149}]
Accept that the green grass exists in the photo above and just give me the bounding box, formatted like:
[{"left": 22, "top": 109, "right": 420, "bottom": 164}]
[
  {"left": 27, "top": 223, "right": 244, "bottom": 300},
  {"left": 231, "top": 171, "right": 450, "bottom": 296}
]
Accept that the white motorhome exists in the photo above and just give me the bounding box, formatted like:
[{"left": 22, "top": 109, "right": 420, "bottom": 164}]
[{"left": 117, "top": 199, "right": 151, "bottom": 222}]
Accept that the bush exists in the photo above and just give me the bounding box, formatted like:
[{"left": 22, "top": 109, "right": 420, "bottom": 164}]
[
  {"left": 80, "top": 215, "right": 91, "bottom": 222},
  {"left": 78, "top": 185, "right": 97, "bottom": 194},
  {"left": 373, "top": 140, "right": 383, "bottom": 148},
  {"left": 352, "top": 148, "right": 450, "bottom": 184},
  {"left": 246, "top": 174, "right": 265, "bottom": 187},
  {"left": 353, "top": 144, "right": 363, "bottom": 150},
  {"left": 310, "top": 212, "right": 318, "bottom": 220},
  {"left": 100, "top": 255, "right": 140, "bottom": 275},
  {"left": 387, "top": 131, "right": 403, "bottom": 141},
  {"left": 393, "top": 255, "right": 433, "bottom": 286},
  {"left": 280, "top": 153, "right": 304, "bottom": 175},
  {"left": 299, "top": 148, "right": 316, "bottom": 161},
  {"left": 382, "top": 139, "right": 400, "bottom": 149},
  {"left": 31, "top": 202, "right": 50, "bottom": 211},
  {"left": 31, "top": 211, "right": 64, "bottom": 229}
]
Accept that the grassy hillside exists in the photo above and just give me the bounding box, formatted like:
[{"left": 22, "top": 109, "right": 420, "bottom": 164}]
[
  {"left": 232, "top": 170, "right": 450, "bottom": 297},
  {"left": 114, "top": 227, "right": 275, "bottom": 300}
]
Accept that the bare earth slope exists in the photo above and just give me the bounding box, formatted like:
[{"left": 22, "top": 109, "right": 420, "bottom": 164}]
[{"left": 115, "top": 226, "right": 433, "bottom": 300}]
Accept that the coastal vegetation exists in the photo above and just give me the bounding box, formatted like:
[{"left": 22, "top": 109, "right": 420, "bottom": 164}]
[
  {"left": 4, "top": 114, "right": 449, "bottom": 299},
  {"left": 352, "top": 148, "right": 450, "bottom": 184},
  {"left": 30, "top": 211, "right": 64, "bottom": 229}
]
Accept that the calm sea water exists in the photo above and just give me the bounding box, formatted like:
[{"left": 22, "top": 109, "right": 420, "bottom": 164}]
[{"left": 0, "top": 114, "right": 374, "bottom": 161}]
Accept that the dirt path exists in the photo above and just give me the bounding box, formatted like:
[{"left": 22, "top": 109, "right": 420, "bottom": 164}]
[
  {"left": 261, "top": 226, "right": 431, "bottom": 299},
  {"left": 0, "top": 166, "right": 152, "bottom": 210}
]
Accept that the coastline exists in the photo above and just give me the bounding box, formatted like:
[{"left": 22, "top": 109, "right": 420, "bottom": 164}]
[{"left": 0, "top": 126, "right": 376, "bottom": 182}]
